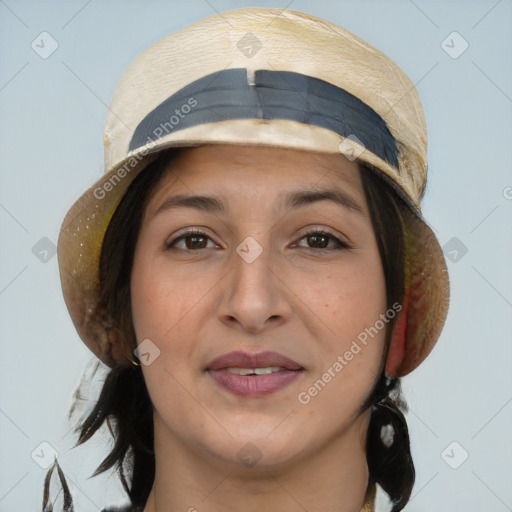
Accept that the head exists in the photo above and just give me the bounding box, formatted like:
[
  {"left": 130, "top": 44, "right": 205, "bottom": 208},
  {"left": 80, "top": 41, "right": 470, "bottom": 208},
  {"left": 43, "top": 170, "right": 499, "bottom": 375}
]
[
  {"left": 91, "top": 143, "right": 413, "bottom": 509},
  {"left": 50, "top": 8, "right": 451, "bottom": 511}
]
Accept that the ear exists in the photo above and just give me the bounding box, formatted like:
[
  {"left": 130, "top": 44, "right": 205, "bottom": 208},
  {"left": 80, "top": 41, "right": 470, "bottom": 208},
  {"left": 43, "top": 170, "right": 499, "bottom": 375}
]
[{"left": 385, "top": 289, "right": 410, "bottom": 377}]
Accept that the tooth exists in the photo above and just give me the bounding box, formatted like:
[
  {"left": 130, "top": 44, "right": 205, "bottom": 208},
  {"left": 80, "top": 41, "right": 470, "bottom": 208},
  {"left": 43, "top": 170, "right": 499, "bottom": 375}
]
[
  {"left": 228, "top": 368, "right": 254, "bottom": 375},
  {"left": 254, "top": 366, "right": 281, "bottom": 375},
  {"left": 227, "top": 367, "right": 282, "bottom": 375}
]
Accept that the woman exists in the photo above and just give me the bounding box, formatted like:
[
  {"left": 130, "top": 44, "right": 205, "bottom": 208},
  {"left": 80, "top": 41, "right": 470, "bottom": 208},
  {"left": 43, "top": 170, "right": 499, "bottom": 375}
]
[{"left": 43, "top": 8, "right": 449, "bottom": 512}]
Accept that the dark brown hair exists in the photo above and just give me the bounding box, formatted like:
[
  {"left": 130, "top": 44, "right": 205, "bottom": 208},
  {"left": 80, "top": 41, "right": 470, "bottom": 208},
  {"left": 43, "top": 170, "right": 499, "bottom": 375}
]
[{"left": 43, "top": 149, "right": 414, "bottom": 512}]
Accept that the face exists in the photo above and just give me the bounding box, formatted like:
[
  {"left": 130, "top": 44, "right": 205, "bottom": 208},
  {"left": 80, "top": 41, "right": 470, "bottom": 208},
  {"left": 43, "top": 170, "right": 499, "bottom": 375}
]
[{"left": 131, "top": 144, "right": 387, "bottom": 469}]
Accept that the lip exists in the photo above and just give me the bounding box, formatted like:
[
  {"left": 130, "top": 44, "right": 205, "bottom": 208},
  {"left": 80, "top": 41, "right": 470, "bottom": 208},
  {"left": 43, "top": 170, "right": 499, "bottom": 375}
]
[
  {"left": 206, "top": 350, "right": 303, "bottom": 371},
  {"left": 206, "top": 350, "right": 305, "bottom": 397}
]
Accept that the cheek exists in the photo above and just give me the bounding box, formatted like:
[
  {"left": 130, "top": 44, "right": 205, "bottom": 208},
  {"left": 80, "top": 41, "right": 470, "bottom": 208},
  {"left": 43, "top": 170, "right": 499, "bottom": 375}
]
[
  {"left": 131, "top": 254, "right": 201, "bottom": 403},
  {"left": 130, "top": 249, "right": 213, "bottom": 378},
  {"left": 131, "top": 263, "right": 162, "bottom": 340},
  {"left": 130, "top": 252, "right": 190, "bottom": 341},
  {"left": 301, "top": 253, "right": 387, "bottom": 391},
  {"left": 297, "top": 267, "right": 387, "bottom": 430},
  {"left": 309, "top": 258, "right": 386, "bottom": 334}
]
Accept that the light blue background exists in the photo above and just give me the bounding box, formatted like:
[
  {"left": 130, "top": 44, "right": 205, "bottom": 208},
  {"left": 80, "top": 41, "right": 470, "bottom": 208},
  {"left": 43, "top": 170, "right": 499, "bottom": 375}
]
[{"left": 1, "top": 1, "right": 511, "bottom": 511}]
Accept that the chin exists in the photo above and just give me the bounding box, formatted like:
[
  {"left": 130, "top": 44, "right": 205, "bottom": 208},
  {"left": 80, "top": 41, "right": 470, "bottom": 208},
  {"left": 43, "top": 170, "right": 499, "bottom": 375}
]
[
  {"left": 216, "top": 436, "right": 304, "bottom": 471},
  {"left": 221, "top": 417, "right": 320, "bottom": 468}
]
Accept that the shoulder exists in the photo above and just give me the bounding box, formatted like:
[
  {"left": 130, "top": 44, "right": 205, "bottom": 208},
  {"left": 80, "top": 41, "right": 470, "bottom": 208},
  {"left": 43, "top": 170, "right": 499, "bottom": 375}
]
[{"left": 101, "top": 505, "right": 144, "bottom": 512}]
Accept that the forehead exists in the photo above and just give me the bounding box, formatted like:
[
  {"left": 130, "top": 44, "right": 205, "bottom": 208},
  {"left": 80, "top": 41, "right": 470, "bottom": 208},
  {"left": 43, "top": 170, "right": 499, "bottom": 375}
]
[{"left": 145, "top": 145, "right": 365, "bottom": 211}]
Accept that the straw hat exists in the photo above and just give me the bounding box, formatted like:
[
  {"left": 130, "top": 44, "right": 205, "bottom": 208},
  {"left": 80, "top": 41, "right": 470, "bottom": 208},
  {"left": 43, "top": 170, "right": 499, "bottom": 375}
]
[{"left": 57, "top": 8, "right": 449, "bottom": 377}]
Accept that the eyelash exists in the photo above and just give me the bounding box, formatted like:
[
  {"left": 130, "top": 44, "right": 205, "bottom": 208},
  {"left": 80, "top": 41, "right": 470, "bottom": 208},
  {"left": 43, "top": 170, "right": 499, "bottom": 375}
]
[{"left": 166, "top": 228, "right": 352, "bottom": 252}]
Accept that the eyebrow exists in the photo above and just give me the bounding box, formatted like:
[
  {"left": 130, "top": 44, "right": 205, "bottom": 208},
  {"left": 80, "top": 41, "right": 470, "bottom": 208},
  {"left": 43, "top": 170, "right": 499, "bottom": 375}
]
[{"left": 153, "top": 188, "right": 365, "bottom": 218}]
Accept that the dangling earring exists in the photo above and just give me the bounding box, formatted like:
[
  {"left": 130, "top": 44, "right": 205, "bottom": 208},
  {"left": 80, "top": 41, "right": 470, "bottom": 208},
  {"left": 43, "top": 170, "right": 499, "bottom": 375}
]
[
  {"left": 384, "top": 373, "right": 394, "bottom": 388},
  {"left": 380, "top": 423, "right": 395, "bottom": 447},
  {"left": 372, "top": 374, "right": 399, "bottom": 448}
]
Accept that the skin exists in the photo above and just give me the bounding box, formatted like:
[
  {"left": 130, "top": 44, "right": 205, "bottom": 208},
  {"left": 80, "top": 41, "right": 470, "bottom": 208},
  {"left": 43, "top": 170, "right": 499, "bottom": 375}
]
[{"left": 130, "top": 144, "right": 387, "bottom": 512}]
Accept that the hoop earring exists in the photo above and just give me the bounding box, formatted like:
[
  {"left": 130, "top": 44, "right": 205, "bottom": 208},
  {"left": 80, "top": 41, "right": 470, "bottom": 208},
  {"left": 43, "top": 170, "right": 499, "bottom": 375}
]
[
  {"left": 128, "top": 355, "right": 141, "bottom": 366},
  {"left": 120, "top": 341, "right": 140, "bottom": 367}
]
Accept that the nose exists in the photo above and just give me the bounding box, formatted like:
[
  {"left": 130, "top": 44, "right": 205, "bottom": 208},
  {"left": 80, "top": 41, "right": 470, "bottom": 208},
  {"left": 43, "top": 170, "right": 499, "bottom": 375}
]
[{"left": 217, "top": 240, "right": 293, "bottom": 334}]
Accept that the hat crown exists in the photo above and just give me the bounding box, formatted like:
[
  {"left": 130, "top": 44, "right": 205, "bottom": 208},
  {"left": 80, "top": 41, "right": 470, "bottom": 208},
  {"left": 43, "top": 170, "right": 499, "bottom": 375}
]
[{"left": 104, "top": 8, "right": 427, "bottom": 207}]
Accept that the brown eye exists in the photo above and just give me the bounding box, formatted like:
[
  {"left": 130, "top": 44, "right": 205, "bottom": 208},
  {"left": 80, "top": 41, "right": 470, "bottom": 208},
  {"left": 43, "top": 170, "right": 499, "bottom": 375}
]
[
  {"left": 296, "top": 230, "right": 351, "bottom": 251},
  {"left": 183, "top": 234, "right": 208, "bottom": 250},
  {"left": 166, "top": 230, "right": 216, "bottom": 250},
  {"left": 306, "top": 233, "right": 330, "bottom": 249}
]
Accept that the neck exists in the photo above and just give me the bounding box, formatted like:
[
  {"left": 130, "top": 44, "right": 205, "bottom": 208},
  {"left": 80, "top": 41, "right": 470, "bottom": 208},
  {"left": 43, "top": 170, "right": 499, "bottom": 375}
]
[{"left": 143, "top": 411, "right": 372, "bottom": 512}]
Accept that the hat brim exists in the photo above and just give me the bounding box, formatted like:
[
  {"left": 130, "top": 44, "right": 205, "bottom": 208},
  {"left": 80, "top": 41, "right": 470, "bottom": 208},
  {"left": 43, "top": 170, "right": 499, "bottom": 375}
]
[{"left": 57, "top": 123, "right": 449, "bottom": 375}]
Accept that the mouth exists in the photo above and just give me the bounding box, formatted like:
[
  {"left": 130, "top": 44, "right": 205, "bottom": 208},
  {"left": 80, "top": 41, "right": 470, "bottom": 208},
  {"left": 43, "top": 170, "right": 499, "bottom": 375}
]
[{"left": 206, "top": 351, "right": 305, "bottom": 397}]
